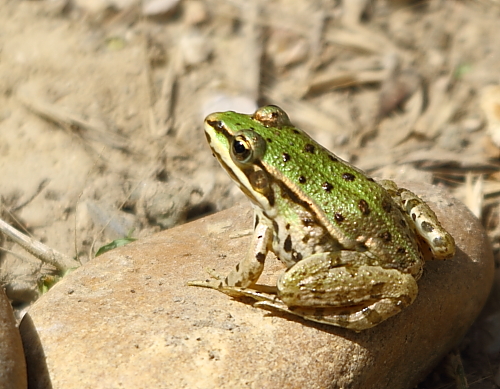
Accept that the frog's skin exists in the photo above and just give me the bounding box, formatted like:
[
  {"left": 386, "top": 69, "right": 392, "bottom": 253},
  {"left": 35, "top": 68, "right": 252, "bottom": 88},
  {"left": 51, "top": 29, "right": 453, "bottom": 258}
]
[{"left": 189, "top": 105, "right": 455, "bottom": 331}]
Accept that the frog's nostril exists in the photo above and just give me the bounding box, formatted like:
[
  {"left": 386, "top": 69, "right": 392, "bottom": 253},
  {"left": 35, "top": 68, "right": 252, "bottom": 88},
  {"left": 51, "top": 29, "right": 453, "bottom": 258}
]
[{"left": 206, "top": 119, "right": 224, "bottom": 131}]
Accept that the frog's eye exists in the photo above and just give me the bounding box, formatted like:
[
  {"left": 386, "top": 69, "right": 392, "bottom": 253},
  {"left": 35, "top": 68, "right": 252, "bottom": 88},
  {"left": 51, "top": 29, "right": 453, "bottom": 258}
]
[{"left": 231, "top": 135, "right": 252, "bottom": 162}]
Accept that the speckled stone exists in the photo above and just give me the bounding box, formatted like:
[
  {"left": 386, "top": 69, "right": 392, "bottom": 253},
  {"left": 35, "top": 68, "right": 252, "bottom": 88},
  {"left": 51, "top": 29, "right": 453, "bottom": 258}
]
[
  {"left": 0, "top": 287, "right": 27, "bottom": 389},
  {"left": 20, "top": 183, "right": 494, "bottom": 389}
]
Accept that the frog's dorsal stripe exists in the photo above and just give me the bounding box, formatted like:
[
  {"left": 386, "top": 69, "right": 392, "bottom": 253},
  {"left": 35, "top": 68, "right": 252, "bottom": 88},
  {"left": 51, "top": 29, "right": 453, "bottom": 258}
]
[
  {"left": 253, "top": 159, "right": 358, "bottom": 250},
  {"left": 206, "top": 120, "right": 358, "bottom": 251}
]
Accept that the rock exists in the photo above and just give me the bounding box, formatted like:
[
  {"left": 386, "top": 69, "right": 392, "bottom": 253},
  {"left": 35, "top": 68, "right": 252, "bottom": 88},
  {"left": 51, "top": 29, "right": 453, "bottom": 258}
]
[
  {"left": 179, "top": 31, "right": 212, "bottom": 67},
  {"left": 20, "top": 182, "right": 493, "bottom": 388},
  {"left": 183, "top": 1, "right": 208, "bottom": 26},
  {"left": 74, "top": 0, "right": 138, "bottom": 14},
  {"left": 142, "top": 0, "right": 180, "bottom": 16},
  {"left": 0, "top": 287, "right": 27, "bottom": 389}
]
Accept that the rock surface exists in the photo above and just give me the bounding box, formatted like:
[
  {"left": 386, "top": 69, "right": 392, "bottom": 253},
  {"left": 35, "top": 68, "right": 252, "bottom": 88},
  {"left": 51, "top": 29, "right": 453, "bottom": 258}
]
[
  {"left": 20, "top": 183, "right": 494, "bottom": 389},
  {"left": 0, "top": 287, "right": 27, "bottom": 389}
]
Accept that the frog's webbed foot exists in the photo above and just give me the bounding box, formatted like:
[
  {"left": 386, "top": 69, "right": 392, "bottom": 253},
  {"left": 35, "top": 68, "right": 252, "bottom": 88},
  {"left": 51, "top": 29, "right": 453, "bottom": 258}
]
[
  {"left": 187, "top": 278, "right": 224, "bottom": 289},
  {"left": 202, "top": 285, "right": 278, "bottom": 302},
  {"left": 254, "top": 297, "right": 410, "bottom": 331},
  {"left": 187, "top": 267, "right": 226, "bottom": 289}
]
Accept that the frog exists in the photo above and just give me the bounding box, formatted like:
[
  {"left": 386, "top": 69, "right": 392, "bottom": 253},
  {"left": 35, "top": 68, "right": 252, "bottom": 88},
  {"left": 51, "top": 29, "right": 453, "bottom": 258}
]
[{"left": 189, "top": 105, "right": 455, "bottom": 331}]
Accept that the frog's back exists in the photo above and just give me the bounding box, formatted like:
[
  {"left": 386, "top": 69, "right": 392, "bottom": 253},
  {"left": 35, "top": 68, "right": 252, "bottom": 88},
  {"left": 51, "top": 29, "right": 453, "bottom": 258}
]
[
  {"left": 258, "top": 122, "right": 423, "bottom": 274},
  {"left": 207, "top": 107, "right": 423, "bottom": 275}
]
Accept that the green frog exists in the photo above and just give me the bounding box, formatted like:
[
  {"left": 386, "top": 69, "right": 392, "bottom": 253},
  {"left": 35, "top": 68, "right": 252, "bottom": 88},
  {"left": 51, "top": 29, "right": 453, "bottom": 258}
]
[{"left": 189, "top": 105, "right": 455, "bottom": 331}]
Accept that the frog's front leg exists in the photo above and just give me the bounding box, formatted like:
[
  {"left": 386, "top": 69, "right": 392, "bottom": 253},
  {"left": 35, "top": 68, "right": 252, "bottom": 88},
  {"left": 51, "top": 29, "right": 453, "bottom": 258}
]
[
  {"left": 254, "top": 253, "right": 418, "bottom": 331},
  {"left": 188, "top": 220, "right": 272, "bottom": 292}
]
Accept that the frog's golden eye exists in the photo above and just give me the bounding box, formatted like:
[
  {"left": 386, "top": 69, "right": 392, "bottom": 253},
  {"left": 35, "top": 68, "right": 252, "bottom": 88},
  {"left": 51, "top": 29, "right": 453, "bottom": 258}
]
[{"left": 231, "top": 135, "right": 252, "bottom": 162}]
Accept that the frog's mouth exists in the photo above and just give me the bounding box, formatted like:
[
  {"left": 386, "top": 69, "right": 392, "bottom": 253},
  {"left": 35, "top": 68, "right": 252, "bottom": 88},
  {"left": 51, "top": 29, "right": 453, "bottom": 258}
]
[
  {"left": 205, "top": 118, "right": 277, "bottom": 217},
  {"left": 211, "top": 146, "right": 277, "bottom": 216}
]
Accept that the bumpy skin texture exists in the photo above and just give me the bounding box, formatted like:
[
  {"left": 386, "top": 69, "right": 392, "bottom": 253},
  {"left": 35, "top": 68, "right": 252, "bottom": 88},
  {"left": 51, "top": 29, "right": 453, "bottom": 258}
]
[{"left": 189, "top": 105, "right": 455, "bottom": 331}]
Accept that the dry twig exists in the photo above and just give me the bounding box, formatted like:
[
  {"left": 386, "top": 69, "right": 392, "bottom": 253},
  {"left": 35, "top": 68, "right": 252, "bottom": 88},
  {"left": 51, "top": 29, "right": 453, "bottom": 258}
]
[{"left": 0, "top": 218, "right": 79, "bottom": 272}]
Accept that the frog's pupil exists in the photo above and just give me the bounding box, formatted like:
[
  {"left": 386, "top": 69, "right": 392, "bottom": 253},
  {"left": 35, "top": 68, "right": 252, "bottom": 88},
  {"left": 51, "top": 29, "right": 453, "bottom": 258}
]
[
  {"left": 232, "top": 138, "right": 250, "bottom": 160},
  {"left": 234, "top": 140, "right": 245, "bottom": 153}
]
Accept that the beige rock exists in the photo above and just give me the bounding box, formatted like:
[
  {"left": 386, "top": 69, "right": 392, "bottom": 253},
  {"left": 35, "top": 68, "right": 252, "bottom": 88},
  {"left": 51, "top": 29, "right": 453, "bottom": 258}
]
[
  {"left": 0, "top": 287, "right": 27, "bottom": 389},
  {"left": 20, "top": 183, "right": 493, "bottom": 389}
]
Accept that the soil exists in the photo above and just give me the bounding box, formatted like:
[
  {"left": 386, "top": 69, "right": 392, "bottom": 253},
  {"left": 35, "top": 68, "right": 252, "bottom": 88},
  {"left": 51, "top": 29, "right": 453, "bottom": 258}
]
[{"left": 1, "top": 0, "right": 500, "bottom": 387}]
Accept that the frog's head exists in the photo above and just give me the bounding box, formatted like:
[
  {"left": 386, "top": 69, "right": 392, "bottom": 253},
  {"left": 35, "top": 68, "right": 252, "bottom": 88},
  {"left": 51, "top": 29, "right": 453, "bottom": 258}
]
[
  {"left": 203, "top": 105, "right": 291, "bottom": 155},
  {"left": 203, "top": 106, "right": 291, "bottom": 212}
]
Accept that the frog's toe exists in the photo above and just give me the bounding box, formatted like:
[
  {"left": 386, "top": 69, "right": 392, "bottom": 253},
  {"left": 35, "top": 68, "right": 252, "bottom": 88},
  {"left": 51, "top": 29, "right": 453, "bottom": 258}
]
[
  {"left": 254, "top": 297, "right": 411, "bottom": 331},
  {"left": 220, "top": 286, "right": 278, "bottom": 301},
  {"left": 187, "top": 267, "right": 228, "bottom": 289},
  {"left": 187, "top": 279, "right": 224, "bottom": 289},
  {"left": 253, "top": 301, "right": 336, "bottom": 326},
  {"left": 254, "top": 300, "right": 289, "bottom": 311}
]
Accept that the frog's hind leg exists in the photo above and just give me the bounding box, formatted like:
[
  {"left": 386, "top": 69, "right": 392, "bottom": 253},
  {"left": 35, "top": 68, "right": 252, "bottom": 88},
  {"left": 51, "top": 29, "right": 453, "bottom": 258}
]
[
  {"left": 254, "top": 297, "right": 408, "bottom": 331},
  {"left": 265, "top": 253, "right": 419, "bottom": 331}
]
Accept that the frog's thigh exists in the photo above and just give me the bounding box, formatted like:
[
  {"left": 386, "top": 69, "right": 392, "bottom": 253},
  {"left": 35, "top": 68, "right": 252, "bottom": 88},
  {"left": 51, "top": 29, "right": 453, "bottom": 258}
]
[
  {"left": 273, "top": 256, "right": 418, "bottom": 329},
  {"left": 256, "top": 293, "right": 412, "bottom": 331},
  {"left": 277, "top": 254, "right": 418, "bottom": 309}
]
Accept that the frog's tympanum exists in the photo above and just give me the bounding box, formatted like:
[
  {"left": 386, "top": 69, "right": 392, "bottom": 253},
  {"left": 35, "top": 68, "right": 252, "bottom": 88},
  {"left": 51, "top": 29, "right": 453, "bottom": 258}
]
[{"left": 189, "top": 105, "right": 455, "bottom": 331}]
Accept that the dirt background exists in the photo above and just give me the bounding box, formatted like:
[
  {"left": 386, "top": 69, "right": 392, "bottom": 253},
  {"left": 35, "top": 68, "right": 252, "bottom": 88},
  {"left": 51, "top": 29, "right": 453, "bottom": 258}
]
[{"left": 1, "top": 0, "right": 500, "bottom": 387}]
